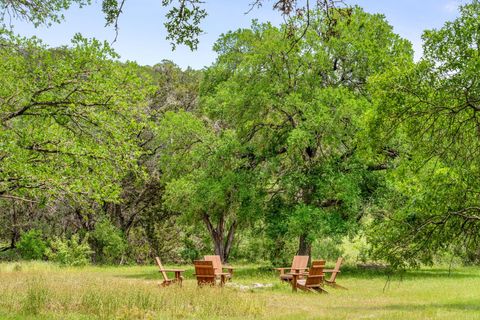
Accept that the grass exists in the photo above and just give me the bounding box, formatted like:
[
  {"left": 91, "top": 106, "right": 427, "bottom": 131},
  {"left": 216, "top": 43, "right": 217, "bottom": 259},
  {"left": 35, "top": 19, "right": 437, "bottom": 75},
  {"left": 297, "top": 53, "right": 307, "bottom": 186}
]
[{"left": 1, "top": 262, "right": 480, "bottom": 319}]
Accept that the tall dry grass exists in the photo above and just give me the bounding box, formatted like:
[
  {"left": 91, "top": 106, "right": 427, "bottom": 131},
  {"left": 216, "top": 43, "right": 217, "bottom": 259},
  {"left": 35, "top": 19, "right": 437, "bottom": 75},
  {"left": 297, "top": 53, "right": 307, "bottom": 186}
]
[
  {"left": 0, "top": 262, "right": 265, "bottom": 319},
  {"left": 2, "top": 262, "right": 480, "bottom": 320}
]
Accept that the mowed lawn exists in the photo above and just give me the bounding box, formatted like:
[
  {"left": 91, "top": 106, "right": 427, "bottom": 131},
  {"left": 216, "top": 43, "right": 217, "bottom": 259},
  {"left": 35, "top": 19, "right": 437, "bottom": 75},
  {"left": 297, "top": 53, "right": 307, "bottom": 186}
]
[{"left": 0, "top": 262, "right": 479, "bottom": 320}]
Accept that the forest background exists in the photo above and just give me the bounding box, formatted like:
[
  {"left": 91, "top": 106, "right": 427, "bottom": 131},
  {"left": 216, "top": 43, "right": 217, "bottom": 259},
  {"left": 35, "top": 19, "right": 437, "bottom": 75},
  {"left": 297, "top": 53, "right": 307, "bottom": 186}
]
[{"left": 1, "top": 0, "right": 480, "bottom": 269}]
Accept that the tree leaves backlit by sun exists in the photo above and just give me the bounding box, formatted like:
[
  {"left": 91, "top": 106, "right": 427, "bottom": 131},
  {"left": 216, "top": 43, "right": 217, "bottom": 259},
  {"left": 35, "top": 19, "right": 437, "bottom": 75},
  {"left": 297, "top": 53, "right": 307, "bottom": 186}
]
[{"left": 0, "top": 0, "right": 348, "bottom": 50}]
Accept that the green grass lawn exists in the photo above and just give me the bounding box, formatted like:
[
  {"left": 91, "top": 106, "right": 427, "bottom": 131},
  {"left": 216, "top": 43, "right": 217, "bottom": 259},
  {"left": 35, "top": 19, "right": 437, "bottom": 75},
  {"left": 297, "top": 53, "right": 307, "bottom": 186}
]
[{"left": 0, "top": 262, "right": 479, "bottom": 319}]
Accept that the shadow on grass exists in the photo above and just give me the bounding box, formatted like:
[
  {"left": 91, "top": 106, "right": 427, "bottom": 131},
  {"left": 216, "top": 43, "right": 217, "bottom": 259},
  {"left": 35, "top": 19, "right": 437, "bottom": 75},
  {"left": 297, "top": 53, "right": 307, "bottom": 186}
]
[
  {"left": 114, "top": 265, "right": 480, "bottom": 283},
  {"left": 402, "top": 268, "right": 480, "bottom": 279},
  {"left": 118, "top": 269, "right": 196, "bottom": 281},
  {"left": 331, "top": 301, "right": 480, "bottom": 312},
  {"left": 327, "top": 265, "right": 480, "bottom": 281},
  {"left": 387, "top": 302, "right": 480, "bottom": 311}
]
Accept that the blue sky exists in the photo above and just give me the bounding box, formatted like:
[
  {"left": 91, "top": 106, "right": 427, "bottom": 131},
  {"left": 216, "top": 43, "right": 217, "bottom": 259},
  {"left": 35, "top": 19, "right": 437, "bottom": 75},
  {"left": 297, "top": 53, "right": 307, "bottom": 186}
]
[{"left": 9, "top": 0, "right": 467, "bottom": 69}]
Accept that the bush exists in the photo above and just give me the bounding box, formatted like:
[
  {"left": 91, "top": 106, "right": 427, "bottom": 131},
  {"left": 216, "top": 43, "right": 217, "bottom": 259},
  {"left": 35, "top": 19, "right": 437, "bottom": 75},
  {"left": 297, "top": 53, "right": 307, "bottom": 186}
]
[
  {"left": 16, "top": 229, "right": 47, "bottom": 260},
  {"left": 180, "top": 236, "right": 201, "bottom": 263},
  {"left": 46, "top": 234, "right": 92, "bottom": 266},
  {"left": 90, "top": 219, "right": 126, "bottom": 264},
  {"left": 126, "top": 227, "right": 152, "bottom": 264},
  {"left": 0, "top": 249, "right": 21, "bottom": 262},
  {"left": 312, "top": 237, "right": 344, "bottom": 262}
]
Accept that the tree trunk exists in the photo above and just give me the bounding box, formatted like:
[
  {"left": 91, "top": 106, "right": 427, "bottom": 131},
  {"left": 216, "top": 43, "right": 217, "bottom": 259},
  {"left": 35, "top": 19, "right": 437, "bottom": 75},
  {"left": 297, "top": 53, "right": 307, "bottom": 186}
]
[
  {"left": 10, "top": 204, "right": 19, "bottom": 249},
  {"left": 297, "top": 233, "right": 312, "bottom": 258},
  {"left": 297, "top": 184, "right": 314, "bottom": 258},
  {"left": 202, "top": 213, "right": 237, "bottom": 263},
  {"left": 223, "top": 220, "right": 237, "bottom": 263}
]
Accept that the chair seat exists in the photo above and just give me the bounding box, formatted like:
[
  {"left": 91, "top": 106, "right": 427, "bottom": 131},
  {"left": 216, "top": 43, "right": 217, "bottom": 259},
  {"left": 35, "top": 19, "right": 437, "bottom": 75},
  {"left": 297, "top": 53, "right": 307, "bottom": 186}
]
[
  {"left": 215, "top": 273, "right": 232, "bottom": 279},
  {"left": 280, "top": 274, "right": 293, "bottom": 281}
]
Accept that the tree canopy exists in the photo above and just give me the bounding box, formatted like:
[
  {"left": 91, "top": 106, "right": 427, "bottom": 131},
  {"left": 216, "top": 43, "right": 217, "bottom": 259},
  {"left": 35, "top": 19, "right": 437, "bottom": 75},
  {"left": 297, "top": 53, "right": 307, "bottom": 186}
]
[
  {"left": 367, "top": 0, "right": 480, "bottom": 267},
  {"left": 0, "top": 30, "right": 152, "bottom": 204},
  {"left": 199, "top": 7, "right": 412, "bottom": 257},
  {"left": 2, "top": 0, "right": 480, "bottom": 268}
]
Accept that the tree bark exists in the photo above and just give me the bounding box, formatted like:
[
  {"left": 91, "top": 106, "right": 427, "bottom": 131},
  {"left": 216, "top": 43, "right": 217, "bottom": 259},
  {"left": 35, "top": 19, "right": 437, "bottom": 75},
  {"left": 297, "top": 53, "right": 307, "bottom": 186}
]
[
  {"left": 297, "top": 233, "right": 312, "bottom": 257},
  {"left": 297, "top": 184, "right": 314, "bottom": 258},
  {"left": 223, "top": 220, "right": 237, "bottom": 263},
  {"left": 202, "top": 212, "right": 237, "bottom": 263},
  {"left": 10, "top": 204, "right": 19, "bottom": 249}
]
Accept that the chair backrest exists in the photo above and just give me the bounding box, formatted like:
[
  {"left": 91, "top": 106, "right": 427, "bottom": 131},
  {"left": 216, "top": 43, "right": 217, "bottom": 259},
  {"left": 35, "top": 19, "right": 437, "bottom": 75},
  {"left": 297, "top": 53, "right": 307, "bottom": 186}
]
[
  {"left": 291, "top": 255, "right": 309, "bottom": 272},
  {"left": 305, "top": 260, "right": 326, "bottom": 287},
  {"left": 155, "top": 257, "right": 169, "bottom": 281},
  {"left": 194, "top": 260, "right": 216, "bottom": 286},
  {"left": 328, "top": 257, "right": 343, "bottom": 282},
  {"left": 311, "top": 259, "right": 326, "bottom": 266},
  {"left": 204, "top": 255, "right": 222, "bottom": 274}
]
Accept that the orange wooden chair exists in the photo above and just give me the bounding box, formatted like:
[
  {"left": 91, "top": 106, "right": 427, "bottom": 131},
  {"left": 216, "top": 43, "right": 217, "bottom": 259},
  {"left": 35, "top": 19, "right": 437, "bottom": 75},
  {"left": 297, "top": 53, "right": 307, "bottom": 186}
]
[
  {"left": 194, "top": 260, "right": 230, "bottom": 287},
  {"left": 274, "top": 255, "right": 309, "bottom": 282},
  {"left": 155, "top": 257, "right": 185, "bottom": 287},
  {"left": 204, "top": 255, "right": 234, "bottom": 281},
  {"left": 324, "top": 257, "right": 347, "bottom": 290},
  {"left": 291, "top": 260, "right": 328, "bottom": 293}
]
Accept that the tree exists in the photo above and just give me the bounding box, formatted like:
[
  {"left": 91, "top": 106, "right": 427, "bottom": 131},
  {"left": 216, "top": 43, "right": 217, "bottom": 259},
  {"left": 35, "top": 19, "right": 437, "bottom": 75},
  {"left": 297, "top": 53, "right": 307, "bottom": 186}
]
[
  {"left": 100, "top": 61, "right": 202, "bottom": 262},
  {"left": 367, "top": 0, "right": 480, "bottom": 267},
  {"left": 0, "top": 30, "right": 153, "bottom": 205},
  {"left": 156, "top": 111, "right": 263, "bottom": 262},
  {"left": 200, "top": 8, "right": 412, "bottom": 256}
]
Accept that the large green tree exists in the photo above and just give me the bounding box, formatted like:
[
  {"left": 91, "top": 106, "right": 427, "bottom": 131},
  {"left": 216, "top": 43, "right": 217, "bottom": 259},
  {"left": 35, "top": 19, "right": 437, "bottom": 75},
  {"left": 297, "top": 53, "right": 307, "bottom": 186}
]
[
  {"left": 368, "top": 0, "right": 480, "bottom": 267},
  {"left": 156, "top": 111, "right": 262, "bottom": 262},
  {"left": 0, "top": 30, "right": 152, "bottom": 205},
  {"left": 201, "top": 7, "right": 412, "bottom": 256}
]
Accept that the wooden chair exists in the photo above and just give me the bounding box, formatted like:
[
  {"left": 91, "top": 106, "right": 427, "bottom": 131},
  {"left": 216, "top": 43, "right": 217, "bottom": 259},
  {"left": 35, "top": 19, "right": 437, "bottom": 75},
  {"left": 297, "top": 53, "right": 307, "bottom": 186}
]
[
  {"left": 194, "top": 260, "right": 229, "bottom": 287},
  {"left": 291, "top": 260, "right": 328, "bottom": 293},
  {"left": 204, "top": 255, "right": 234, "bottom": 281},
  {"left": 324, "top": 257, "right": 347, "bottom": 290},
  {"left": 274, "top": 255, "right": 309, "bottom": 282},
  {"left": 155, "top": 257, "right": 185, "bottom": 287}
]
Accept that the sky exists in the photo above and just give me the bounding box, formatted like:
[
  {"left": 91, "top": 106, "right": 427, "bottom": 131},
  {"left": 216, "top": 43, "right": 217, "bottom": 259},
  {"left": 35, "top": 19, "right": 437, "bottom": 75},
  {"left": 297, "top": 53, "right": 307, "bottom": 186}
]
[{"left": 8, "top": 0, "right": 467, "bottom": 69}]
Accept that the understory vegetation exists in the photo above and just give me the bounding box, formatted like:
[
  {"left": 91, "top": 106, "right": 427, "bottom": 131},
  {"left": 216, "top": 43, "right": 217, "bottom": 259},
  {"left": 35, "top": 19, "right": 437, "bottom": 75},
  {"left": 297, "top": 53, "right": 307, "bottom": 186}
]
[{"left": 2, "top": 0, "right": 480, "bottom": 273}]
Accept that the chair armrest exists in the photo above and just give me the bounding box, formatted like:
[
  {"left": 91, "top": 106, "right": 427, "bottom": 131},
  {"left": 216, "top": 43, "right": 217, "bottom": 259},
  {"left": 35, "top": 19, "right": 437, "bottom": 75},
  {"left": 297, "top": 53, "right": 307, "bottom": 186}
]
[
  {"left": 291, "top": 268, "right": 309, "bottom": 275},
  {"left": 162, "top": 269, "right": 185, "bottom": 273},
  {"left": 324, "top": 269, "right": 340, "bottom": 273},
  {"left": 274, "top": 267, "right": 290, "bottom": 275}
]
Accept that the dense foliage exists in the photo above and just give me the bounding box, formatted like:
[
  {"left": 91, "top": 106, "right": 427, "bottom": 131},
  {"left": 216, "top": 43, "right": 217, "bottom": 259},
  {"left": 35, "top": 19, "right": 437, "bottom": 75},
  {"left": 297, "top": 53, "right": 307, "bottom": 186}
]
[
  {"left": 367, "top": 0, "right": 480, "bottom": 267},
  {"left": 196, "top": 7, "right": 412, "bottom": 260},
  {"left": 1, "top": 1, "right": 480, "bottom": 268}
]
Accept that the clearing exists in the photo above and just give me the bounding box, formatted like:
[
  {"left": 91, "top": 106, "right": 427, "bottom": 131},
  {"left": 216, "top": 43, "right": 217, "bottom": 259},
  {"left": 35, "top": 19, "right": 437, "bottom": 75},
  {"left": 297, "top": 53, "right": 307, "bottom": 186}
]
[{"left": 0, "top": 262, "right": 479, "bottom": 319}]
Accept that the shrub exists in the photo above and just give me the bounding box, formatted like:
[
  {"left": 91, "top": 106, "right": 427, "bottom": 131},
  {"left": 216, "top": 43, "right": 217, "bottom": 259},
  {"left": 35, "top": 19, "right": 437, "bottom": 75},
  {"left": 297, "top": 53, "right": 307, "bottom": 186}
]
[
  {"left": 0, "top": 247, "right": 21, "bottom": 261},
  {"left": 312, "top": 237, "right": 344, "bottom": 262},
  {"left": 46, "top": 234, "right": 92, "bottom": 266},
  {"left": 180, "top": 237, "right": 200, "bottom": 263},
  {"left": 126, "top": 227, "right": 152, "bottom": 264},
  {"left": 90, "top": 219, "right": 126, "bottom": 264},
  {"left": 16, "top": 229, "right": 47, "bottom": 260}
]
